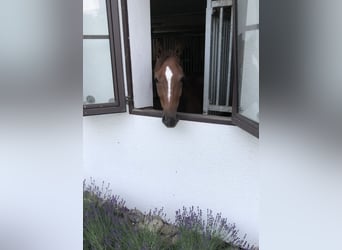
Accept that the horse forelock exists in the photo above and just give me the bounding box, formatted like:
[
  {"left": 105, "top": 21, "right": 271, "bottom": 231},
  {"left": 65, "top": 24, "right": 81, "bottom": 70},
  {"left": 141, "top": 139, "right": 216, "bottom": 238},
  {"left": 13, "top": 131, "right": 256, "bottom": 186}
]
[{"left": 155, "top": 50, "right": 181, "bottom": 72}]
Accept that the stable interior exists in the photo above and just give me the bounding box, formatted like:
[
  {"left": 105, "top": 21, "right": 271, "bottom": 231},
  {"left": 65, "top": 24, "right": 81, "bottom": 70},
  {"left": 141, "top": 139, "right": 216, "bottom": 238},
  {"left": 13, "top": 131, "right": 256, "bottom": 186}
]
[{"left": 150, "top": 0, "right": 207, "bottom": 114}]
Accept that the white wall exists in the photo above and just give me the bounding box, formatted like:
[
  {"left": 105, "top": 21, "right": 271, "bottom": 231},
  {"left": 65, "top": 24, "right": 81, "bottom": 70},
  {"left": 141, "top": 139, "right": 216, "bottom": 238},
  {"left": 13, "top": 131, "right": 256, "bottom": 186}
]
[
  {"left": 83, "top": 0, "right": 259, "bottom": 246},
  {"left": 83, "top": 113, "right": 259, "bottom": 245}
]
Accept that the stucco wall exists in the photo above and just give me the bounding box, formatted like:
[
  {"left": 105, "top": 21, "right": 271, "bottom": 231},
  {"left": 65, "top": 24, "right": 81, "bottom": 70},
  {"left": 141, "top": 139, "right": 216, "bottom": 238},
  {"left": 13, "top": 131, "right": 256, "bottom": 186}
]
[{"left": 83, "top": 113, "right": 259, "bottom": 245}]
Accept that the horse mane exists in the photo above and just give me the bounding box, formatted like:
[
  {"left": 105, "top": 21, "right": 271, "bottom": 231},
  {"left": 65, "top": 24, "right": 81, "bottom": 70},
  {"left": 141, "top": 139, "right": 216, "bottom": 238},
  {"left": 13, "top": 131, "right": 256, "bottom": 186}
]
[
  {"left": 154, "top": 40, "right": 183, "bottom": 71},
  {"left": 155, "top": 50, "right": 182, "bottom": 72}
]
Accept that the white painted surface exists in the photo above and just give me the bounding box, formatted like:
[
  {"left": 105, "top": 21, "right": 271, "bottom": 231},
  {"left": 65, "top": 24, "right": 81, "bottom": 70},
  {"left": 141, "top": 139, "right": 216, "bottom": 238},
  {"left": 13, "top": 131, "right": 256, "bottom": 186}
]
[
  {"left": 126, "top": 0, "right": 153, "bottom": 108},
  {"left": 83, "top": 113, "right": 259, "bottom": 245}
]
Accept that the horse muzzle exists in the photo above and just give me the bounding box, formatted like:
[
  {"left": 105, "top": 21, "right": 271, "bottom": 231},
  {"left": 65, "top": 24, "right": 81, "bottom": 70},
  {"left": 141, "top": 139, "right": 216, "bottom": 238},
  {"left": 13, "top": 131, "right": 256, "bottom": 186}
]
[{"left": 162, "top": 115, "right": 178, "bottom": 128}]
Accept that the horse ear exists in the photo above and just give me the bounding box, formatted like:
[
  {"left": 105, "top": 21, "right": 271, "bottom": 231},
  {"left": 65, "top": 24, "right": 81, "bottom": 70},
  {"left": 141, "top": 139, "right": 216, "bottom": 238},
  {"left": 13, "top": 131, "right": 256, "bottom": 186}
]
[
  {"left": 174, "top": 42, "right": 184, "bottom": 57},
  {"left": 155, "top": 40, "right": 163, "bottom": 59}
]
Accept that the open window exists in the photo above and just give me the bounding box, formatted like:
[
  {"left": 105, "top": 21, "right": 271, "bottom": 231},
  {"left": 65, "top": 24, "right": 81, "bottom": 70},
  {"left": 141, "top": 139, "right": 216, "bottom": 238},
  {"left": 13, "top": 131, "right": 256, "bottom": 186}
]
[
  {"left": 83, "top": 0, "right": 126, "bottom": 115},
  {"left": 121, "top": 0, "right": 259, "bottom": 136},
  {"left": 232, "top": 0, "right": 259, "bottom": 137}
]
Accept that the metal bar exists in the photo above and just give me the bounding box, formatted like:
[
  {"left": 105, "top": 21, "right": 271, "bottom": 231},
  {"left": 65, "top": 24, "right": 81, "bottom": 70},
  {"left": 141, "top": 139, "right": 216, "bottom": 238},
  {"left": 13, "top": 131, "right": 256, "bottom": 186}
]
[
  {"left": 226, "top": 6, "right": 234, "bottom": 106},
  {"left": 215, "top": 7, "right": 224, "bottom": 106},
  {"left": 203, "top": 0, "right": 212, "bottom": 114},
  {"left": 205, "top": 1, "right": 235, "bottom": 114},
  {"left": 210, "top": 11, "right": 216, "bottom": 104},
  {"left": 152, "top": 11, "right": 206, "bottom": 19},
  {"left": 241, "top": 24, "right": 259, "bottom": 33},
  {"left": 208, "top": 104, "right": 232, "bottom": 112},
  {"left": 212, "top": 12, "right": 218, "bottom": 104},
  {"left": 83, "top": 35, "right": 110, "bottom": 39},
  {"left": 225, "top": 9, "right": 230, "bottom": 101},
  {"left": 221, "top": 9, "right": 228, "bottom": 104},
  {"left": 212, "top": 0, "right": 233, "bottom": 8}
]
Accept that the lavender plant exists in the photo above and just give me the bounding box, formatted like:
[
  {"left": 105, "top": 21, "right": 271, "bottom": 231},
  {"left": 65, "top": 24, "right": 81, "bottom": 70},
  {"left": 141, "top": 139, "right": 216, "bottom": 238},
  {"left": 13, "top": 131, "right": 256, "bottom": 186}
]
[
  {"left": 83, "top": 179, "right": 127, "bottom": 249},
  {"left": 83, "top": 179, "right": 258, "bottom": 250},
  {"left": 83, "top": 179, "right": 171, "bottom": 250},
  {"left": 174, "top": 206, "right": 258, "bottom": 250}
]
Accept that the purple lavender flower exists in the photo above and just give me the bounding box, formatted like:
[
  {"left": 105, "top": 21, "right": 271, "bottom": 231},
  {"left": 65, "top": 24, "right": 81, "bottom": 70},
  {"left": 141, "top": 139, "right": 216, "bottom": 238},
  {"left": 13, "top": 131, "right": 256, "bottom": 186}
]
[
  {"left": 174, "top": 206, "right": 257, "bottom": 250},
  {"left": 83, "top": 179, "right": 258, "bottom": 250}
]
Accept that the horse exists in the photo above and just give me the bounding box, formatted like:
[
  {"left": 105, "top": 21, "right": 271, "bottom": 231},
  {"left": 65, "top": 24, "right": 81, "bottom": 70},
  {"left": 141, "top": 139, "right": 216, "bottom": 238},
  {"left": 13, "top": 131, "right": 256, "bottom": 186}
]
[
  {"left": 154, "top": 43, "right": 184, "bottom": 127},
  {"left": 153, "top": 40, "right": 205, "bottom": 127}
]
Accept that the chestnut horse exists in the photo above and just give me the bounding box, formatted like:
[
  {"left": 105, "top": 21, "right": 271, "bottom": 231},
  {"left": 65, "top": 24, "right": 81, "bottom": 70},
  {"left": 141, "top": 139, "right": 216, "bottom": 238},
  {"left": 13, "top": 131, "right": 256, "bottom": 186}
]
[{"left": 154, "top": 43, "right": 184, "bottom": 127}]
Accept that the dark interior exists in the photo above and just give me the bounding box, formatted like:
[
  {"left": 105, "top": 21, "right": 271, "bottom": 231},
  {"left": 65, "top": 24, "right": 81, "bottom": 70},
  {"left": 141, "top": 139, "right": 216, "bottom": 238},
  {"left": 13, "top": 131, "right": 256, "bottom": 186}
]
[{"left": 150, "top": 0, "right": 207, "bottom": 114}]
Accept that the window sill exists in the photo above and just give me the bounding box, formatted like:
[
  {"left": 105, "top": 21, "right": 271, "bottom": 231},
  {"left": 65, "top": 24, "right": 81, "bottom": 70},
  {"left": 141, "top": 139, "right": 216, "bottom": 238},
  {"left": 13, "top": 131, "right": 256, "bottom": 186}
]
[
  {"left": 130, "top": 108, "right": 233, "bottom": 126},
  {"left": 83, "top": 105, "right": 126, "bottom": 116}
]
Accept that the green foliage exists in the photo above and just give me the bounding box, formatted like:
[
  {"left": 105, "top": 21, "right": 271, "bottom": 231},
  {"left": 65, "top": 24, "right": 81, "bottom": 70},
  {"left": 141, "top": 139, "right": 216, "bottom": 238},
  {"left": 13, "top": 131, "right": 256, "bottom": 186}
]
[
  {"left": 83, "top": 179, "right": 171, "bottom": 250},
  {"left": 83, "top": 179, "right": 256, "bottom": 250},
  {"left": 174, "top": 227, "right": 237, "bottom": 250}
]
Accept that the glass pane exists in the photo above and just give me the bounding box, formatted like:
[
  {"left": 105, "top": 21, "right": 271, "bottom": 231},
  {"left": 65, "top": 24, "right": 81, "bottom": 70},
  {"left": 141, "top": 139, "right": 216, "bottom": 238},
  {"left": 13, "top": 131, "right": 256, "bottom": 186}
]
[
  {"left": 246, "top": 0, "right": 259, "bottom": 26},
  {"left": 239, "top": 30, "right": 259, "bottom": 122},
  {"left": 83, "top": 39, "right": 115, "bottom": 104},
  {"left": 83, "top": 0, "right": 109, "bottom": 35}
]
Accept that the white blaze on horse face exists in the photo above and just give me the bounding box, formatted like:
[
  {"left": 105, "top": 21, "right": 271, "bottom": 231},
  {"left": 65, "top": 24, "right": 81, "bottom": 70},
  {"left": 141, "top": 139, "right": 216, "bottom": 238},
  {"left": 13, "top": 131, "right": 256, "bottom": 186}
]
[{"left": 165, "top": 66, "right": 173, "bottom": 102}]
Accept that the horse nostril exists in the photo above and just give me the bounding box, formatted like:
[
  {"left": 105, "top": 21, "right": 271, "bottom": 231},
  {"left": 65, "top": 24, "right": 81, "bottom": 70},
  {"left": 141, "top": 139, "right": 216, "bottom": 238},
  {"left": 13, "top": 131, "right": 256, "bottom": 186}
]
[{"left": 162, "top": 116, "right": 178, "bottom": 128}]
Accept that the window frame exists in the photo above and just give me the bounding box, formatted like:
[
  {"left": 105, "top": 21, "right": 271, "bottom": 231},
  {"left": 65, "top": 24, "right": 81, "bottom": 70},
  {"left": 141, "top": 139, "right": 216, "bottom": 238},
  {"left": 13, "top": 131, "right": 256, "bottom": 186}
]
[
  {"left": 83, "top": 0, "right": 126, "bottom": 116},
  {"left": 121, "top": 0, "right": 259, "bottom": 135},
  {"left": 121, "top": 0, "right": 233, "bottom": 126},
  {"left": 232, "top": 0, "right": 259, "bottom": 137}
]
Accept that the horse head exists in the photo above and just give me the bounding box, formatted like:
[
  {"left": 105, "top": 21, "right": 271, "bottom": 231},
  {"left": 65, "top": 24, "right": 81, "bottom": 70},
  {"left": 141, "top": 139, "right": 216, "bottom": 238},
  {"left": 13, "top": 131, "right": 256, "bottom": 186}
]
[{"left": 154, "top": 42, "right": 184, "bottom": 128}]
